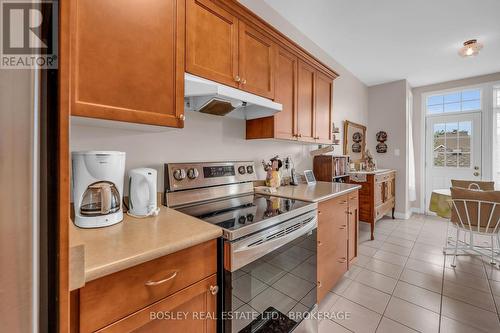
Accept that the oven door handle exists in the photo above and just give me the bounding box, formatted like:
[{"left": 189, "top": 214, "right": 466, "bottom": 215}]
[{"left": 229, "top": 214, "right": 317, "bottom": 271}]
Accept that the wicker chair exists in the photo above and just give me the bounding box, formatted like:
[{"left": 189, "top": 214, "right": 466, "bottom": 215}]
[
  {"left": 449, "top": 186, "right": 500, "bottom": 267},
  {"left": 451, "top": 180, "right": 495, "bottom": 191}
]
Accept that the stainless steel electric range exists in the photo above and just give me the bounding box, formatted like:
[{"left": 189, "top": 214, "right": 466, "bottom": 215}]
[{"left": 164, "top": 161, "right": 318, "bottom": 333}]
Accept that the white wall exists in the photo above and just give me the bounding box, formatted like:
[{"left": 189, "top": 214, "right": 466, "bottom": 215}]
[
  {"left": 367, "top": 80, "right": 410, "bottom": 216},
  {"left": 412, "top": 72, "right": 500, "bottom": 211},
  {"left": 71, "top": 1, "right": 369, "bottom": 195}
]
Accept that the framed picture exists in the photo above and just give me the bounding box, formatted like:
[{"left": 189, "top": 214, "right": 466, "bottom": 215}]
[
  {"left": 343, "top": 120, "right": 367, "bottom": 162},
  {"left": 304, "top": 170, "right": 316, "bottom": 185}
]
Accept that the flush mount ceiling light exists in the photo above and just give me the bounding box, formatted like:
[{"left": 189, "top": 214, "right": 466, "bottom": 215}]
[{"left": 459, "top": 39, "right": 483, "bottom": 57}]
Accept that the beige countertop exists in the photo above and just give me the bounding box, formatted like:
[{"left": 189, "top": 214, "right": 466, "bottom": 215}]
[
  {"left": 348, "top": 169, "right": 394, "bottom": 175},
  {"left": 69, "top": 206, "right": 222, "bottom": 290},
  {"left": 254, "top": 181, "right": 361, "bottom": 203}
]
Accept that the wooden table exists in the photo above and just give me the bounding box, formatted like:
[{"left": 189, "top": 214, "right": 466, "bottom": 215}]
[{"left": 429, "top": 189, "right": 452, "bottom": 218}]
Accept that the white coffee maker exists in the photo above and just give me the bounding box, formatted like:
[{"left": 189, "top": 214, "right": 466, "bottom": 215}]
[{"left": 72, "top": 151, "right": 126, "bottom": 228}]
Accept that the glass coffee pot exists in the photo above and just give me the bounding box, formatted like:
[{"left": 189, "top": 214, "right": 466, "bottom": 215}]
[{"left": 80, "top": 181, "right": 120, "bottom": 216}]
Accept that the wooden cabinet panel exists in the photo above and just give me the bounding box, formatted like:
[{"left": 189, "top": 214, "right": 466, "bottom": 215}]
[
  {"left": 314, "top": 71, "right": 333, "bottom": 143},
  {"left": 79, "top": 240, "right": 217, "bottom": 333},
  {"left": 348, "top": 192, "right": 359, "bottom": 265},
  {"left": 238, "top": 21, "right": 276, "bottom": 99},
  {"left": 317, "top": 195, "right": 348, "bottom": 303},
  {"left": 273, "top": 47, "right": 297, "bottom": 139},
  {"left": 186, "top": 0, "right": 239, "bottom": 87},
  {"left": 71, "top": 0, "right": 184, "bottom": 127},
  {"left": 97, "top": 275, "right": 217, "bottom": 333},
  {"left": 297, "top": 61, "right": 315, "bottom": 141},
  {"left": 374, "top": 182, "right": 384, "bottom": 206}
]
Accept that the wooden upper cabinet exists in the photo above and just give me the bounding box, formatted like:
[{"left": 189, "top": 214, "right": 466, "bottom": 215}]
[
  {"left": 70, "top": 0, "right": 185, "bottom": 127},
  {"left": 314, "top": 71, "right": 333, "bottom": 143},
  {"left": 186, "top": 0, "right": 239, "bottom": 87},
  {"left": 297, "top": 60, "right": 316, "bottom": 141},
  {"left": 238, "top": 22, "right": 276, "bottom": 99},
  {"left": 274, "top": 47, "right": 298, "bottom": 139}
]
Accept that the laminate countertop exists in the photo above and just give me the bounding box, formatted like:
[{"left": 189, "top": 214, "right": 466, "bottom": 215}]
[
  {"left": 347, "top": 169, "right": 395, "bottom": 175},
  {"left": 69, "top": 206, "right": 222, "bottom": 291},
  {"left": 254, "top": 181, "right": 361, "bottom": 203}
]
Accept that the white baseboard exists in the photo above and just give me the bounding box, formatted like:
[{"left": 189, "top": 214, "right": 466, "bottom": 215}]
[
  {"left": 384, "top": 211, "right": 412, "bottom": 220},
  {"left": 410, "top": 207, "right": 424, "bottom": 214}
]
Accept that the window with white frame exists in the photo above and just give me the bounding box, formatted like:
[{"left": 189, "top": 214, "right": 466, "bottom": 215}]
[{"left": 426, "top": 88, "right": 481, "bottom": 114}]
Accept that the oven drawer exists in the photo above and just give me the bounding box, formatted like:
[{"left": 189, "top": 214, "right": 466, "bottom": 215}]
[{"left": 79, "top": 240, "right": 217, "bottom": 333}]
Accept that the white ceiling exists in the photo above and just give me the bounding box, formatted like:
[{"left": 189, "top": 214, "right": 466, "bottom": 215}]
[{"left": 258, "top": 0, "right": 500, "bottom": 87}]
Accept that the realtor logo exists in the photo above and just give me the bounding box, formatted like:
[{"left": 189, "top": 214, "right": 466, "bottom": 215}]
[{"left": 1, "top": 0, "right": 57, "bottom": 68}]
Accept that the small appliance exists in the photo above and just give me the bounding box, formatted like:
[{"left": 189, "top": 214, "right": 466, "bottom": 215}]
[
  {"left": 127, "top": 168, "right": 159, "bottom": 217},
  {"left": 72, "top": 151, "right": 125, "bottom": 228}
]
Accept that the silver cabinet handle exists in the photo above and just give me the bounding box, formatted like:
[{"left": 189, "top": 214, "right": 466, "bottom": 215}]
[{"left": 145, "top": 271, "right": 177, "bottom": 286}]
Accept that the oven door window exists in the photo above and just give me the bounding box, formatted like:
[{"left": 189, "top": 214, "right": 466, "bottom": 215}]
[{"left": 227, "top": 229, "right": 317, "bottom": 333}]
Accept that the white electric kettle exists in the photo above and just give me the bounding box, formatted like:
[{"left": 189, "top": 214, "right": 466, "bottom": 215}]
[{"left": 128, "top": 168, "right": 159, "bottom": 217}]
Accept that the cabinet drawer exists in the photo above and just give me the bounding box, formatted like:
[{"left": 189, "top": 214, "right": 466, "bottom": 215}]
[
  {"left": 375, "top": 172, "right": 395, "bottom": 184},
  {"left": 80, "top": 240, "right": 217, "bottom": 333},
  {"left": 375, "top": 198, "right": 395, "bottom": 220}
]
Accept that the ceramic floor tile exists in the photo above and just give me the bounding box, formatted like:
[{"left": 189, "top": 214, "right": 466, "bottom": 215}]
[
  {"left": 272, "top": 273, "right": 314, "bottom": 301},
  {"left": 443, "top": 267, "right": 491, "bottom": 293},
  {"left": 290, "top": 260, "right": 316, "bottom": 283},
  {"left": 405, "top": 258, "right": 444, "bottom": 277},
  {"left": 392, "top": 281, "right": 441, "bottom": 313},
  {"left": 354, "top": 268, "right": 398, "bottom": 294},
  {"left": 364, "top": 257, "right": 404, "bottom": 279},
  {"left": 360, "top": 239, "right": 385, "bottom": 249},
  {"left": 359, "top": 244, "right": 379, "bottom": 257},
  {"left": 384, "top": 297, "right": 440, "bottom": 333},
  {"left": 390, "top": 231, "right": 418, "bottom": 241},
  {"left": 341, "top": 281, "right": 391, "bottom": 314},
  {"left": 489, "top": 279, "right": 500, "bottom": 296},
  {"left": 399, "top": 268, "right": 443, "bottom": 293},
  {"left": 319, "top": 319, "right": 353, "bottom": 333},
  {"left": 343, "top": 264, "right": 363, "bottom": 279},
  {"left": 485, "top": 265, "right": 500, "bottom": 282},
  {"left": 376, "top": 317, "right": 418, "bottom": 333},
  {"left": 232, "top": 304, "right": 258, "bottom": 332},
  {"left": 443, "top": 279, "right": 496, "bottom": 312},
  {"left": 373, "top": 249, "right": 408, "bottom": 266},
  {"left": 409, "top": 250, "right": 445, "bottom": 267},
  {"left": 355, "top": 254, "right": 372, "bottom": 267},
  {"left": 441, "top": 296, "right": 500, "bottom": 333},
  {"left": 379, "top": 242, "right": 412, "bottom": 257},
  {"left": 266, "top": 251, "right": 303, "bottom": 271},
  {"left": 249, "top": 286, "right": 297, "bottom": 314},
  {"left": 411, "top": 242, "right": 444, "bottom": 256},
  {"left": 299, "top": 287, "right": 316, "bottom": 308},
  {"left": 289, "top": 302, "right": 309, "bottom": 318},
  {"left": 439, "top": 315, "right": 489, "bottom": 333},
  {"left": 281, "top": 245, "right": 315, "bottom": 261},
  {"left": 384, "top": 236, "right": 415, "bottom": 248},
  {"left": 330, "top": 297, "right": 382, "bottom": 333}
]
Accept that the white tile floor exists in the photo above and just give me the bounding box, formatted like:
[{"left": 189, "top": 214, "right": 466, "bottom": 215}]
[{"left": 318, "top": 214, "right": 500, "bottom": 333}]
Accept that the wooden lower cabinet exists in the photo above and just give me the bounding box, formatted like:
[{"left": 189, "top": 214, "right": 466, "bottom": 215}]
[
  {"left": 348, "top": 191, "right": 359, "bottom": 266},
  {"left": 317, "top": 195, "right": 349, "bottom": 303},
  {"left": 73, "top": 240, "right": 217, "bottom": 333},
  {"left": 347, "top": 170, "right": 396, "bottom": 240},
  {"left": 97, "top": 275, "right": 217, "bottom": 333}
]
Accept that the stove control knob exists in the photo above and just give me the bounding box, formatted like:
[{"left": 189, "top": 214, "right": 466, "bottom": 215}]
[
  {"left": 187, "top": 168, "right": 199, "bottom": 180},
  {"left": 238, "top": 166, "right": 246, "bottom": 175},
  {"left": 173, "top": 169, "right": 186, "bottom": 181},
  {"left": 246, "top": 165, "right": 254, "bottom": 174},
  {"left": 238, "top": 216, "right": 247, "bottom": 224},
  {"left": 246, "top": 214, "right": 254, "bottom": 222}
]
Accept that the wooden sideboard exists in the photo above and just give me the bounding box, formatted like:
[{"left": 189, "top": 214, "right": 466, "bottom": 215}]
[{"left": 347, "top": 170, "right": 396, "bottom": 240}]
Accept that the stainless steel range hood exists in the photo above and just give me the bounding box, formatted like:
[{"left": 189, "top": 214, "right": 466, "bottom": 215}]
[{"left": 184, "top": 73, "right": 282, "bottom": 120}]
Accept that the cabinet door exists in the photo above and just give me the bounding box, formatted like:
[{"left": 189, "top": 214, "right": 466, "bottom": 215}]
[
  {"left": 238, "top": 21, "right": 276, "bottom": 99},
  {"left": 317, "top": 195, "right": 348, "bottom": 303},
  {"left": 273, "top": 47, "right": 298, "bottom": 139},
  {"left": 297, "top": 61, "right": 316, "bottom": 141},
  {"left": 71, "top": 0, "right": 184, "bottom": 127},
  {"left": 97, "top": 275, "right": 217, "bottom": 333},
  {"left": 186, "top": 0, "right": 239, "bottom": 87},
  {"left": 314, "top": 71, "right": 333, "bottom": 143}
]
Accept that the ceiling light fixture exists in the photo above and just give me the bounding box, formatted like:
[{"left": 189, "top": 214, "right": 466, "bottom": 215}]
[{"left": 459, "top": 39, "right": 483, "bottom": 57}]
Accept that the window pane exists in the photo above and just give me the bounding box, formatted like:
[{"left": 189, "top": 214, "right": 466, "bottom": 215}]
[
  {"left": 461, "top": 89, "right": 480, "bottom": 101},
  {"left": 444, "top": 102, "right": 460, "bottom": 112},
  {"left": 458, "top": 153, "right": 470, "bottom": 168},
  {"left": 434, "top": 153, "right": 445, "bottom": 167},
  {"left": 446, "top": 153, "right": 457, "bottom": 167},
  {"left": 462, "top": 100, "right": 480, "bottom": 111},
  {"left": 427, "top": 95, "right": 443, "bottom": 106},
  {"left": 444, "top": 92, "right": 460, "bottom": 103},
  {"left": 458, "top": 121, "right": 471, "bottom": 152},
  {"left": 433, "top": 124, "right": 445, "bottom": 150},
  {"left": 427, "top": 104, "right": 443, "bottom": 114}
]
